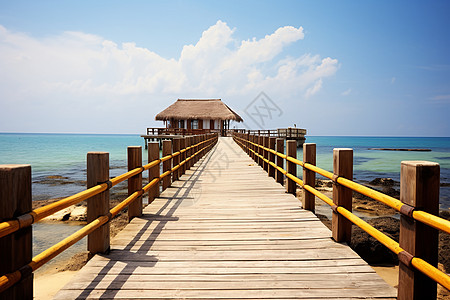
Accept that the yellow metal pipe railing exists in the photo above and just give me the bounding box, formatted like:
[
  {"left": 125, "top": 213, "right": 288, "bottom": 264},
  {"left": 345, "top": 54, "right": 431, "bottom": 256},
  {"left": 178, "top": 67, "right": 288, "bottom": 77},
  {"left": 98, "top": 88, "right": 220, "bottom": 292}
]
[
  {"left": 233, "top": 133, "right": 450, "bottom": 290},
  {"left": 0, "top": 134, "right": 218, "bottom": 293}
]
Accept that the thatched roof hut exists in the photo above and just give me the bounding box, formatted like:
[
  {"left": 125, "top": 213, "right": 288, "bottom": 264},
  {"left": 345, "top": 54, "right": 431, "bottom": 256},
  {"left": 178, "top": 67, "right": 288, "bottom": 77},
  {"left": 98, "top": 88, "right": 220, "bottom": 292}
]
[{"left": 155, "top": 99, "right": 243, "bottom": 122}]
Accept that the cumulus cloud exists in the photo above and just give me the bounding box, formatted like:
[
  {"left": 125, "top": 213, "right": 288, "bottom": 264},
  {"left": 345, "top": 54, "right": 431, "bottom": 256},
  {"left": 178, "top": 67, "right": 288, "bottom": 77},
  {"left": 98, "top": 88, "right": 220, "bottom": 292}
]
[{"left": 0, "top": 21, "right": 338, "bottom": 132}]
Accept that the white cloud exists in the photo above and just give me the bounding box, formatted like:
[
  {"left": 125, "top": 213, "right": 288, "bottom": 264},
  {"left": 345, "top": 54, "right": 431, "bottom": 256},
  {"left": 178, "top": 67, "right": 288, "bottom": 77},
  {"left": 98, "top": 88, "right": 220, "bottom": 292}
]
[
  {"left": 341, "top": 88, "right": 352, "bottom": 96},
  {"left": 0, "top": 21, "right": 338, "bottom": 133},
  {"left": 430, "top": 94, "right": 450, "bottom": 102},
  {"left": 391, "top": 77, "right": 396, "bottom": 84},
  {"left": 305, "top": 79, "right": 323, "bottom": 98}
]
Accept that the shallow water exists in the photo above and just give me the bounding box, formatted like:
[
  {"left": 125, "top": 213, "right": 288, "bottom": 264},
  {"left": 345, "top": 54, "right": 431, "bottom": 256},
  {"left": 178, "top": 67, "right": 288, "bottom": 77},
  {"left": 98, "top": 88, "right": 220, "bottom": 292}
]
[{"left": 33, "top": 222, "right": 86, "bottom": 274}]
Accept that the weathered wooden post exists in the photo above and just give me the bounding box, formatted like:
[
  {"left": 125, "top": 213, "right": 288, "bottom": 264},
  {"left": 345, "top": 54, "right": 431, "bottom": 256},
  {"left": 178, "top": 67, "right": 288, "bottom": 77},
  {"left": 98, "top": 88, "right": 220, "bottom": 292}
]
[
  {"left": 258, "top": 135, "right": 264, "bottom": 167},
  {"left": 302, "top": 143, "right": 316, "bottom": 211},
  {"left": 172, "top": 138, "right": 180, "bottom": 181},
  {"left": 192, "top": 136, "right": 197, "bottom": 165},
  {"left": 0, "top": 164, "right": 33, "bottom": 299},
  {"left": 332, "top": 148, "right": 353, "bottom": 243},
  {"left": 245, "top": 132, "right": 251, "bottom": 156},
  {"left": 185, "top": 137, "right": 191, "bottom": 170},
  {"left": 250, "top": 135, "right": 254, "bottom": 160},
  {"left": 87, "top": 152, "right": 110, "bottom": 254},
  {"left": 268, "top": 137, "right": 276, "bottom": 178},
  {"left": 162, "top": 140, "right": 172, "bottom": 191},
  {"left": 263, "top": 136, "right": 269, "bottom": 173},
  {"left": 180, "top": 137, "right": 186, "bottom": 176},
  {"left": 128, "top": 146, "right": 142, "bottom": 220},
  {"left": 286, "top": 140, "right": 297, "bottom": 195},
  {"left": 190, "top": 136, "right": 195, "bottom": 168},
  {"left": 148, "top": 142, "right": 160, "bottom": 203},
  {"left": 275, "top": 138, "right": 284, "bottom": 185},
  {"left": 398, "top": 161, "right": 439, "bottom": 300}
]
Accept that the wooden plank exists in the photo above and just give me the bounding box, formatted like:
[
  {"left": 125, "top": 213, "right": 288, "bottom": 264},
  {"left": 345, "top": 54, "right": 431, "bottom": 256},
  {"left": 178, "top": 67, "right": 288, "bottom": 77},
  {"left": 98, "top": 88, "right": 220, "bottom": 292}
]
[{"left": 55, "top": 137, "right": 397, "bottom": 300}]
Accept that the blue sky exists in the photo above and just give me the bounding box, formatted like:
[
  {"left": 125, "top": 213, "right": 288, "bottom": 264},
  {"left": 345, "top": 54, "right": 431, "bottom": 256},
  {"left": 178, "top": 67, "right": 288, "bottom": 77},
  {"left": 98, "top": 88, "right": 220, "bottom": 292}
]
[{"left": 0, "top": 0, "right": 449, "bottom": 136}]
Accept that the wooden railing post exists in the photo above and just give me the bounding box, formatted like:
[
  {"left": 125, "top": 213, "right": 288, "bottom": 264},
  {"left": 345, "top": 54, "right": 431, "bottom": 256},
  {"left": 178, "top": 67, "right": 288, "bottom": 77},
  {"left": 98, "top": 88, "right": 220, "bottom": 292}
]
[
  {"left": 398, "top": 161, "right": 439, "bottom": 300},
  {"left": 189, "top": 136, "right": 194, "bottom": 168},
  {"left": 332, "top": 148, "right": 353, "bottom": 243},
  {"left": 162, "top": 140, "right": 172, "bottom": 191},
  {"left": 87, "top": 152, "right": 110, "bottom": 254},
  {"left": 268, "top": 137, "right": 276, "bottom": 178},
  {"left": 0, "top": 164, "right": 32, "bottom": 299},
  {"left": 128, "top": 146, "right": 142, "bottom": 220},
  {"left": 286, "top": 140, "right": 297, "bottom": 195},
  {"left": 275, "top": 138, "right": 284, "bottom": 185},
  {"left": 192, "top": 136, "right": 197, "bottom": 165},
  {"left": 245, "top": 132, "right": 251, "bottom": 156},
  {"left": 249, "top": 134, "right": 255, "bottom": 161},
  {"left": 148, "top": 142, "right": 159, "bottom": 203},
  {"left": 180, "top": 137, "right": 186, "bottom": 176},
  {"left": 172, "top": 138, "right": 180, "bottom": 181},
  {"left": 302, "top": 143, "right": 316, "bottom": 211},
  {"left": 185, "top": 137, "right": 191, "bottom": 170},
  {"left": 263, "top": 136, "right": 269, "bottom": 173},
  {"left": 258, "top": 135, "right": 263, "bottom": 167}
]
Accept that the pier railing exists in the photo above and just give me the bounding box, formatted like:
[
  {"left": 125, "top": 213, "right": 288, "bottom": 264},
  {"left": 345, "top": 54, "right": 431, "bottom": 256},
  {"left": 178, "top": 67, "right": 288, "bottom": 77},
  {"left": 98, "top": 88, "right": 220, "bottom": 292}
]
[
  {"left": 233, "top": 132, "right": 449, "bottom": 299},
  {"left": 0, "top": 133, "right": 218, "bottom": 298},
  {"left": 145, "top": 127, "right": 220, "bottom": 136},
  {"left": 230, "top": 128, "right": 306, "bottom": 139}
]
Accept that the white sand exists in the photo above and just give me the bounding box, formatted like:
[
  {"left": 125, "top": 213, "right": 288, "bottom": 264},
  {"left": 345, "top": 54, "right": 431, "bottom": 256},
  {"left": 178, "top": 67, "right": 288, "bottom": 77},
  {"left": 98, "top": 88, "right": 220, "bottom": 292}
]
[
  {"left": 34, "top": 270, "right": 77, "bottom": 300},
  {"left": 372, "top": 265, "right": 399, "bottom": 288}
]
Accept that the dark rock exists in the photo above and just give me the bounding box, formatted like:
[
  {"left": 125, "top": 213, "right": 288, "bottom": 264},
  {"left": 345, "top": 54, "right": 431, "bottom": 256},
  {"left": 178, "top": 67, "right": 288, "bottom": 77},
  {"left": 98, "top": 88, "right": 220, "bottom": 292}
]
[
  {"left": 350, "top": 217, "right": 399, "bottom": 265},
  {"left": 381, "top": 186, "right": 400, "bottom": 198},
  {"left": 439, "top": 211, "right": 450, "bottom": 273},
  {"left": 369, "top": 178, "right": 396, "bottom": 186}
]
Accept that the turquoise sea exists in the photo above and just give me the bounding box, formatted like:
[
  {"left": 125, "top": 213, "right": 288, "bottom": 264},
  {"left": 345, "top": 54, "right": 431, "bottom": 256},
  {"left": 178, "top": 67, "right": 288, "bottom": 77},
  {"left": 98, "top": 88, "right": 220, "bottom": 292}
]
[{"left": 0, "top": 133, "right": 449, "bottom": 209}]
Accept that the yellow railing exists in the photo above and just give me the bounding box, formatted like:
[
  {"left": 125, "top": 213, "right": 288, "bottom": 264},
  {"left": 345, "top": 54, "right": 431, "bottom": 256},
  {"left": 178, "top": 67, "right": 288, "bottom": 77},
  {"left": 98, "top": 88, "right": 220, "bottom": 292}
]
[
  {"left": 233, "top": 132, "right": 449, "bottom": 297},
  {"left": 0, "top": 133, "right": 218, "bottom": 295}
]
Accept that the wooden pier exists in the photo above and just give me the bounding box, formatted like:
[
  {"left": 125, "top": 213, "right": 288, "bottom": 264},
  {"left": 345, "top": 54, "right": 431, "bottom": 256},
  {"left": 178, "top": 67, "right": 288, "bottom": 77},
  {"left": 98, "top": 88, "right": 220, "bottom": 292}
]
[{"left": 54, "top": 137, "right": 396, "bottom": 299}]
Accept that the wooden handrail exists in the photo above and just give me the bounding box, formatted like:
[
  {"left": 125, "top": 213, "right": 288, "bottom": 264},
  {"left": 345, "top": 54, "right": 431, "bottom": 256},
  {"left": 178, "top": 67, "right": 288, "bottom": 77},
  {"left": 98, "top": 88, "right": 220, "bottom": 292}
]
[
  {"left": 0, "top": 133, "right": 219, "bottom": 296},
  {"left": 232, "top": 132, "right": 449, "bottom": 295}
]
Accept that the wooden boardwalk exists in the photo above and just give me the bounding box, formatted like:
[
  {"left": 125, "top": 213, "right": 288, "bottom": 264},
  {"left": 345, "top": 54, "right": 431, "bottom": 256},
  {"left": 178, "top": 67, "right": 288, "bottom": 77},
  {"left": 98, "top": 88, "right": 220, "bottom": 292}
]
[{"left": 55, "top": 137, "right": 397, "bottom": 299}]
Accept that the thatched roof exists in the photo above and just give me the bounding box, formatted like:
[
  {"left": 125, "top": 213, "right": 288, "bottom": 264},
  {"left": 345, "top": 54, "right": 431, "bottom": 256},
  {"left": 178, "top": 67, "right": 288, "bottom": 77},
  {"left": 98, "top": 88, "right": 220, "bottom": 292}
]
[{"left": 155, "top": 99, "right": 243, "bottom": 122}]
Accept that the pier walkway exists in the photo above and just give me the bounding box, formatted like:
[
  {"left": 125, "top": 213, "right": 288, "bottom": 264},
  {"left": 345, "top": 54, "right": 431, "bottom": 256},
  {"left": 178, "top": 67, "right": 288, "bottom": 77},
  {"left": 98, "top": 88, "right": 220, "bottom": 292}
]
[{"left": 55, "top": 137, "right": 396, "bottom": 299}]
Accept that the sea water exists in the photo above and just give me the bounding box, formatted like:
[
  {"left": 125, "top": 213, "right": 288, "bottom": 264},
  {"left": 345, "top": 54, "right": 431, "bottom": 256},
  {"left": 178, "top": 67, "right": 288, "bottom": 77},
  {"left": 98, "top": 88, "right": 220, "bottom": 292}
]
[
  {"left": 0, "top": 133, "right": 449, "bottom": 267},
  {"left": 1, "top": 133, "right": 449, "bottom": 206},
  {"left": 297, "top": 136, "right": 450, "bottom": 210}
]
